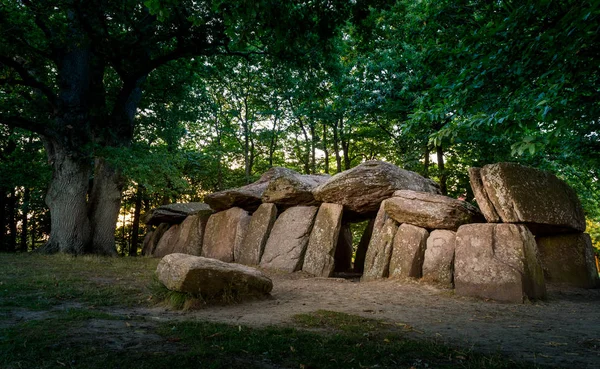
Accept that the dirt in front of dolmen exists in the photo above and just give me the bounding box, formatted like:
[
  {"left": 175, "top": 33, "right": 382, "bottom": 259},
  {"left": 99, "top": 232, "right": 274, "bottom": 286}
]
[{"left": 135, "top": 271, "right": 600, "bottom": 368}]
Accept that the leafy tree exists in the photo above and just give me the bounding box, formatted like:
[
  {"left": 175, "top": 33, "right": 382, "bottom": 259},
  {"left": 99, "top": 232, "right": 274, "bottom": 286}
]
[{"left": 0, "top": 0, "right": 352, "bottom": 255}]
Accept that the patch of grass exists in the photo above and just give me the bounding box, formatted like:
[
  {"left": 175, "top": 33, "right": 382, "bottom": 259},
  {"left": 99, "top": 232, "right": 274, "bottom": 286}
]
[
  {"left": 293, "top": 309, "right": 385, "bottom": 333},
  {"left": 0, "top": 253, "right": 159, "bottom": 310}
]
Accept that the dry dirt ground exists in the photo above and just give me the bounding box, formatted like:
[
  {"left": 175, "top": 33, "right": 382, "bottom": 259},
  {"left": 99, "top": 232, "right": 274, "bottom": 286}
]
[{"left": 127, "top": 271, "right": 600, "bottom": 368}]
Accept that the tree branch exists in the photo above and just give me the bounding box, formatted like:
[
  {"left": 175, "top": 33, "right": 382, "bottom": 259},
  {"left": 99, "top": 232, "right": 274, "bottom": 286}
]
[
  {"left": 0, "top": 56, "right": 58, "bottom": 107},
  {"left": 0, "top": 115, "right": 55, "bottom": 138}
]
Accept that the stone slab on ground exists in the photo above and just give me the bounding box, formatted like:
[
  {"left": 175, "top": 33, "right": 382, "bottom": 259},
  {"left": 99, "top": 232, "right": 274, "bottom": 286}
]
[
  {"left": 389, "top": 224, "right": 429, "bottom": 278},
  {"left": 201, "top": 207, "right": 251, "bottom": 262},
  {"left": 422, "top": 230, "right": 456, "bottom": 287},
  {"left": 362, "top": 203, "right": 399, "bottom": 281},
  {"left": 385, "top": 190, "right": 483, "bottom": 231},
  {"left": 303, "top": 203, "right": 344, "bottom": 277},
  {"left": 313, "top": 160, "right": 440, "bottom": 215},
  {"left": 536, "top": 233, "right": 600, "bottom": 288},
  {"left": 475, "top": 162, "right": 586, "bottom": 234},
  {"left": 260, "top": 206, "right": 318, "bottom": 272},
  {"left": 156, "top": 253, "right": 273, "bottom": 299},
  {"left": 455, "top": 223, "right": 546, "bottom": 303},
  {"left": 237, "top": 203, "right": 278, "bottom": 266}
]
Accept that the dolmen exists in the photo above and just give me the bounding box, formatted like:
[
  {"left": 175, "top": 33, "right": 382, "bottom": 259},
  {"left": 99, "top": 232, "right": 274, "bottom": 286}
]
[{"left": 146, "top": 160, "right": 599, "bottom": 304}]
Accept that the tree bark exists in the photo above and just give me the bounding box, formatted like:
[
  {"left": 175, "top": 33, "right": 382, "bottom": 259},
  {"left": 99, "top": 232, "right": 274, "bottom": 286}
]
[
  {"left": 87, "top": 158, "right": 122, "bottom": 256},
  {"left": 39, "top": 139, "right": 92, "bottom": 254},
  {"left": 436, "top": 145, "right": 447, "bottom": 195},
  {"left": 339, "top": 118, "right": 351, "bottom": 170}
]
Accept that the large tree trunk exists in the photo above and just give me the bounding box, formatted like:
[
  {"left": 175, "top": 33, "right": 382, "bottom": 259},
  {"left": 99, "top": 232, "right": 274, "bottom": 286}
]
[
  {"left": 87, "top": 158, "right": 121, "bottom": 256},
  {"left": 40, "top": 139, "right": 92, "bottom": 254}
]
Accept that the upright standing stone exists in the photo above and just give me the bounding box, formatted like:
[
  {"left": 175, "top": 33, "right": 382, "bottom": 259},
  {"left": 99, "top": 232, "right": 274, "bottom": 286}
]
[
  {"left": 422, "top": 230, "right": 456, "bottom": 286},
  {"left": 303, "top": 203, "right": 344, "bottom": 277},
  {"left": 362, "top": 202, "right": 399, "bottom": 281},
  {"left": 389, "top": 224, "right": 429, "bottom": 278},
  {"left": 260, "top": 206, "right": 318, "bottom": 272},
  {"left": 153, "top": 214, "right": 211, "bottom": 258},
  {"left": 237, "top": 203, "right": 278, "bottom": 266},
  {"left": 536, "top": 233, "right": 600, "bottom": 288},
  {"left": 142, "top": 223, "right": 170, "bottom": 256},
  {"left": 455, "top": 224, "right": 546, "bottom": 303},
  {"left": 202, "top": 207, "right": 251, "bottom": 262},
  {"left": 334, "top": 224, "right": 353, "bottom": 272}
]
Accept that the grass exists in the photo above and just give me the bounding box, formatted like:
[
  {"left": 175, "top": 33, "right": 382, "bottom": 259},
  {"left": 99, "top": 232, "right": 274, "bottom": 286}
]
[{"left": 0, "top": 253, "right": 544, "bottom": 369}]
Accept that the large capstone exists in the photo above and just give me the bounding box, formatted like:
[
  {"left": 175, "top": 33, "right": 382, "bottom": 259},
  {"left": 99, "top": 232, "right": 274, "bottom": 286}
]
[
  {"left": 237, "top": 203, "right": 278, "bottom": 266},
  {"left": 302, "top": 203, "right": 344, "bottom": 277},
  {"left": 536, "top": 233, "right": 600, "bottom": 288},
  {"left": 385, "top": 190, "right": 484, "bottom": 231},
  {"left": 260, "top": 206, "right": 318, "bottom": 272},
  {"left": 471, "top": 163, "right": 586, "bottom": 235},
  {"left": 205, "top": 167, "right": 300, "bottom": 212},
  {"left": 313, "top": 160, "right": 440, "bottom": 216},
  {"left": 201, "top": 207, "right": 251, "bottom": 262},
  {"left": 454, "top": 224, "right": 546, "bottom": 303},
  {"left": 156, "top": 253, "right": 273, "bottom": 299},
  {"left": 145, "top": 202, "right": 213, "bottom": 226},
  {"left": 262, "top": 169, "right": 329, "bottom": 207}
]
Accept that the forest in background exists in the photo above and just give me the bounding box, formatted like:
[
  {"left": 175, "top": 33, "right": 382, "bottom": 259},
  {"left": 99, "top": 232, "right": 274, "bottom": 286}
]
[{"left": 0, "top": 0, "right": 598, "bottom": 256}]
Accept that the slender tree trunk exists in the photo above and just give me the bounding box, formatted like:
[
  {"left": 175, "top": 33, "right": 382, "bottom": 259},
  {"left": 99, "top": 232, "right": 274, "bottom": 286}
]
[
  {"left": 323, "top": 123, "right": 329, "bottom": 174},
  {"left": 129, "top": 185, "right": 143, "bottom": 256},
  {"left": 332, "top": 120, "right": 342, "bottom": 173},
  {"left": 268, "top": 116, "right": 278, "bottom": 168},
  {"left": 87, "top": 158, "right": 121, "bottom": 256},
  {"left": 0, "top": 188, "right": 6, "bottom": 251},
  {"left": 298, "top": 120, "right": 311, "bottom": 174},
  {"left": 39, "top": 139, "right": 92, "bottom": 254},
  {"left": 423, "top": 144, "right": 430, "bottom": 178},
  {"left": 30, "top": 214, "right": 36, "bottom": 250},
  {"left": 436, "top": 145, "right": 447, "bottom": 195},
  {"left": 310, "top": 123, "right": 317, "bottom": 174},
  {"left": 20, "top": 188, "right": 30, "bottom": 252},
  {"left": 7, "top": 189, "right": 17, "bottom": 252},
  {"left": 339, "top": 118, "right": 351, "bottom": 170}
]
